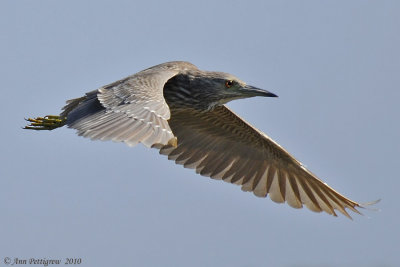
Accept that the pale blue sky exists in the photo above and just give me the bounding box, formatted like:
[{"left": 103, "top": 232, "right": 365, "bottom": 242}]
[{"left": 1, "top": 1, "right": 399, "bottom": 266}]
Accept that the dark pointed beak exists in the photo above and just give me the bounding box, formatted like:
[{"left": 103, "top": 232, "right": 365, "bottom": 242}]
[{"left": 241, "top": 85, "right": 278, "bottom": 97}]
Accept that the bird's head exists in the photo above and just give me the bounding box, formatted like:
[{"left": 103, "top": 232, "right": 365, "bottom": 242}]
[
  {"left": 195, "top": 71, "right": 278, "bottom": 108},
  {"left": 164, "top": 69, "right": 278, "bottom": 110}
]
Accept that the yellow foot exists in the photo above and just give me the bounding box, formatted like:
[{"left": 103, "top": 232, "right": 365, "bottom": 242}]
[{"left": 24, "top": 115, "right": 66, "bottom": 130}]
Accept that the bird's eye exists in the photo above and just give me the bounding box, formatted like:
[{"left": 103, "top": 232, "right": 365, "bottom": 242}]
[{"left": 225, "top": 80, "right": 234, "bottom": 88}]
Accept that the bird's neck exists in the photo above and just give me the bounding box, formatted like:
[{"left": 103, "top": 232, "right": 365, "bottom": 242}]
[{"left": 163, "top": 75, "right": 218, "bottom": 111}]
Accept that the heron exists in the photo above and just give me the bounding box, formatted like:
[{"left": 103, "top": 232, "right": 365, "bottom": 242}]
[{"left": 24, "top": 61, "right": 373, "bottom": 218}]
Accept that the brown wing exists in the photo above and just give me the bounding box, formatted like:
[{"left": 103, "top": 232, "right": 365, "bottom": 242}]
[{"left": 159, "top": 105, "right": 361, "bottom": 218}]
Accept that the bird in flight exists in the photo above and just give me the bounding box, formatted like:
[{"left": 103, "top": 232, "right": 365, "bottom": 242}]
[{"left": 25, "top": 61, "right": 372, "bottom": 218}]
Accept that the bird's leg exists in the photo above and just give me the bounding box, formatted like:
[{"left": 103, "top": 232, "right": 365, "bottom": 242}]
[
  {"left": 24, "top": 115, "right": 66, "bottom": 130},
  {"left": 167, "top": 137, "right": 178, "bottom": 147}
]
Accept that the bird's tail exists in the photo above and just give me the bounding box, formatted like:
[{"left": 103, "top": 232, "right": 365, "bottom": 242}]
[
  {"left": 24, "top": 91, "right": 101, "bottom": 131},
  {"left": 24, "top": 115, "right": 67, "bottom": 130}
]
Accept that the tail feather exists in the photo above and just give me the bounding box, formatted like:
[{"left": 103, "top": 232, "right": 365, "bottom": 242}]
[
  {"left": 24, "top": 90, "right": 105, "bottom": 131},
  {"left": 61, "top": 90, "right": 105, "bottom": 126}
]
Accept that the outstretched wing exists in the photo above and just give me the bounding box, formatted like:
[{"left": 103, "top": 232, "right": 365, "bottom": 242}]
[
  {"left": 63, "top": 61, "right": 197, "bottom": 147},
  {"left": 159, "top": 105, "right": 361, "bottom": 218}
]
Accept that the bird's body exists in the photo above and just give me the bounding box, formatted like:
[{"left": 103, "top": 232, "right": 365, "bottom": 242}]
[{"left": 25, "top": 61, "right": 370, "bottom": 218}]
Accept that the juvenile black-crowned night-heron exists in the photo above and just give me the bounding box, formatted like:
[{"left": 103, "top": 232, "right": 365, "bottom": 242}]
[{"left": 25, "top": 61, "right": 373, "bottom": 218}]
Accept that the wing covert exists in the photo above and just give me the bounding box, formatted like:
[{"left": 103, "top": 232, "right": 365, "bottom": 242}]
[{"left": 65, "top": 61, "right": 198, "bottom": 147}]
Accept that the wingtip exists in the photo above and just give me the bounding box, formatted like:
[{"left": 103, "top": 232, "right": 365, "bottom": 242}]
[{"left": 359, "top": 199, "right": 381, "bottom": 212}]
